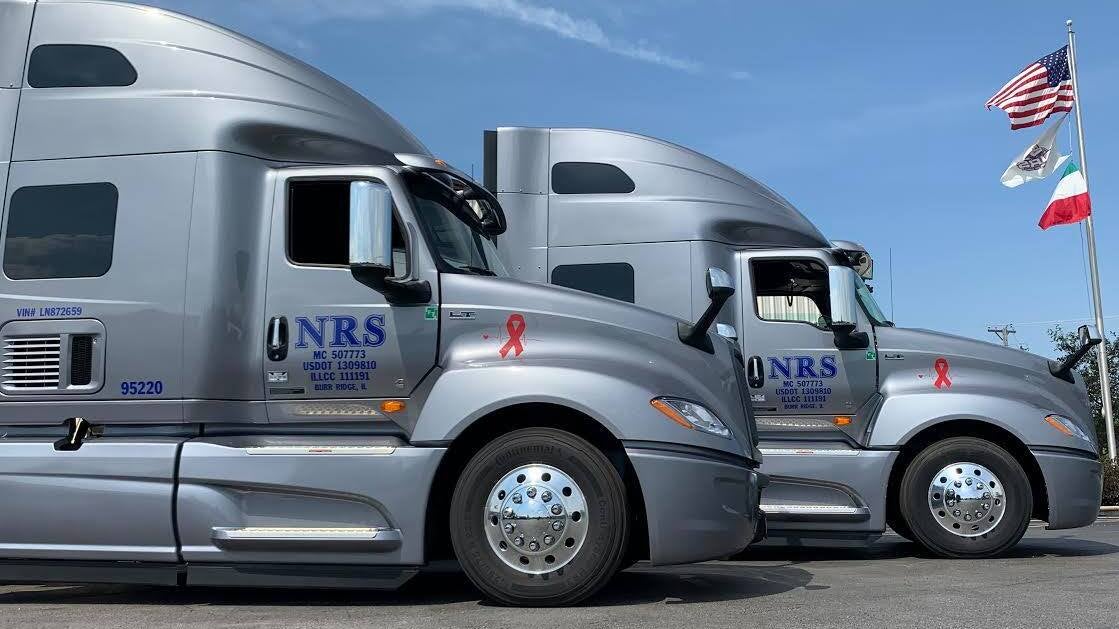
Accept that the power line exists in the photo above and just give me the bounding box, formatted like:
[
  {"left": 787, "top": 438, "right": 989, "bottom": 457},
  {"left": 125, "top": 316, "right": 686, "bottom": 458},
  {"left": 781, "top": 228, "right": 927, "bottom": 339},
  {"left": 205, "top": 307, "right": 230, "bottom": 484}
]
[{"left": 999, "top": 314, "right": 1119, "bottom": 328}]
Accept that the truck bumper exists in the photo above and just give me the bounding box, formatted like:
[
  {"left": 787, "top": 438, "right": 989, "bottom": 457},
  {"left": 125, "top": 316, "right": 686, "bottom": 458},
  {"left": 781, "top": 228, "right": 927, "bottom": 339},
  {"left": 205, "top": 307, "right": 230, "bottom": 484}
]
[
  {"left": 626, "top": 445, "right": 766, "bottom": 566},
  {"left": 1033, "top": 448, "right": 1102, "bottom": 530}
]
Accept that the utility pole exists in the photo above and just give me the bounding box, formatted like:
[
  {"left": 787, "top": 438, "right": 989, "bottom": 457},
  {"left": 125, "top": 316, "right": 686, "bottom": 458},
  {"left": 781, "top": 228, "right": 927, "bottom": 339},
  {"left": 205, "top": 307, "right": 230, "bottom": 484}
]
[{"left": 988, "top": 324, "right": 1017, "bottom": 347}]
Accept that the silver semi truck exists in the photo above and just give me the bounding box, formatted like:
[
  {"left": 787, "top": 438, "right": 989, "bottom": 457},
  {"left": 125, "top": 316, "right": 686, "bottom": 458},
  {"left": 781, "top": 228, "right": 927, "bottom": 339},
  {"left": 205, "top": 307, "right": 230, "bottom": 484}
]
[
  {"left": 0, "top": 1, "right": 767, "bottom": 606},
  {"left": 487, "top": 126, "right": 1103, "bottom": 558}
]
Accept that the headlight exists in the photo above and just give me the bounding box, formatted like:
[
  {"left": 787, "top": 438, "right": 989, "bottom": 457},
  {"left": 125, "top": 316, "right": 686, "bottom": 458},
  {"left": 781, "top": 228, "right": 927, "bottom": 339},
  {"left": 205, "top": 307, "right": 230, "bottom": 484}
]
[
  {"left": 1043, "top": 414, "right": 1094, "bottom": 444},
  {"left": 651, "top": 397, "right": 731, "bottom": 439}
]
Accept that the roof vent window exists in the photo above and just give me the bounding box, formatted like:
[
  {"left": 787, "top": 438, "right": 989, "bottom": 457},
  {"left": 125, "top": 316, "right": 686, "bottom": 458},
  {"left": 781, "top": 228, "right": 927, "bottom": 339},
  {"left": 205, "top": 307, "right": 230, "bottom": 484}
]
[
  {"left": 551, "top": 162, "right": 635, "bottom": 195},
  {"left": 28, "top": 44, "right": 137, "bottom": 88}
]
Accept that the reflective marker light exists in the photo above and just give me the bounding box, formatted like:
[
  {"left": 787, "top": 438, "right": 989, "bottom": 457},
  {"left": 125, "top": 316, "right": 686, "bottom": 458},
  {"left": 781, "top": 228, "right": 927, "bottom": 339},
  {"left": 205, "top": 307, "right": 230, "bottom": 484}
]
[
  {"left": 1043, "top": 414, "right": 1093, "bottom": 444},
  {"left": 651, "top": 397, "right": 731, "bottom": 439},
  {"left": 833, "top": 416, "right": 852, "bottom": 426},
  {"left": 381, "top": 400, "right": 406, "bottom": 414}
]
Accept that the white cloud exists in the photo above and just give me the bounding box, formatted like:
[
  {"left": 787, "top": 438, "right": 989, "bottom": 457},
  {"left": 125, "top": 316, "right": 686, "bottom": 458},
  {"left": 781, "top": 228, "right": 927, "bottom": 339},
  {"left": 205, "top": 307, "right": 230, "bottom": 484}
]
[{"left": 254, "top": 0, "right": 704, "bottom": 73}]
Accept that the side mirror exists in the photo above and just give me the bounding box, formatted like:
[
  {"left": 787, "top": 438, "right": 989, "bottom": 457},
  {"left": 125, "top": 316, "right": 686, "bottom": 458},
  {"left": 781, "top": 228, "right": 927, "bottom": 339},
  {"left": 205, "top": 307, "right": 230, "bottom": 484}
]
[
  {"left": 349, "top": 181, "right": 394, "bottom": 273},
  {"left": 1079, "top": 324, "right": 1100, "bottom": 347},
  {"left": 715, "top": 323, "right": 738, "bottom": 342},
  {"left": 680, "top": 267, "right": 736, "bottom": 353},
  {"left": 707, "top": 267, "right": 735, "bottom": 301},
  {"left": 349, "top": 180, "right": 432, "bottom": 305},
  {"left": 828, "top": 266, "right": 869, "bottom": 350},
  {"left": 1051, "top": 324, "right": 1103, "bottom": 382}
]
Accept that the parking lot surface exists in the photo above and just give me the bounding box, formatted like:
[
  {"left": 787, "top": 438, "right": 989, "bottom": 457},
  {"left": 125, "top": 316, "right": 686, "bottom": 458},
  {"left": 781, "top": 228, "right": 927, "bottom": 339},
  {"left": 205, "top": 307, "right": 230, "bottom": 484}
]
[{"left": 2, "top": 518, "right": 1118, "bottom": 628}]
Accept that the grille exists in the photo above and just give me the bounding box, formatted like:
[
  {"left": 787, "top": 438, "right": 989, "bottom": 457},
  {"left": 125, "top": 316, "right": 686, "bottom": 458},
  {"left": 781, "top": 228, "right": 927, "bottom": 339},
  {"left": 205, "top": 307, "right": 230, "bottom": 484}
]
[
  {"left": 70, "top": 335, "right": 93, "bottom": 386},
  {"left": 3, "top": 335, "right": 62, "bottom": 390}
]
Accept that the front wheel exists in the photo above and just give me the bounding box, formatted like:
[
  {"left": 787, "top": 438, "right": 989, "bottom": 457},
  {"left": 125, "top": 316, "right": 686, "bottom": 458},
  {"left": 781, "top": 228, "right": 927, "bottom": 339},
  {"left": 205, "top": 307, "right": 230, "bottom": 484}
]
[
  {"left": 898, "top": 437, "right": 1032, "bottom": 558},
  {"left": 449, "top": 428, "right": 629, "bottom": 606}
]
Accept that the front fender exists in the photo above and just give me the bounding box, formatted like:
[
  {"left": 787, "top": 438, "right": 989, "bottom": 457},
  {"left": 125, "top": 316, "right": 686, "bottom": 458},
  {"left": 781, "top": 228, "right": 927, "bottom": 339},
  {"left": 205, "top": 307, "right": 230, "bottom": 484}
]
[
  {"left": 410, "top": 360, "right": 749, "bottom": 459},
  {"left": 868, "top": 391, "right": 1096, "bottom": 453}
]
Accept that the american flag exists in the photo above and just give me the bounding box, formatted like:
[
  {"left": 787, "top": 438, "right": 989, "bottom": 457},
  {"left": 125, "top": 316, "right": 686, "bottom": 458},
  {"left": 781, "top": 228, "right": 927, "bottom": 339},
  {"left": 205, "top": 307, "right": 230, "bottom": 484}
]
[{"left": 985, "top": 46, "right": 1074, "bottom": 130}]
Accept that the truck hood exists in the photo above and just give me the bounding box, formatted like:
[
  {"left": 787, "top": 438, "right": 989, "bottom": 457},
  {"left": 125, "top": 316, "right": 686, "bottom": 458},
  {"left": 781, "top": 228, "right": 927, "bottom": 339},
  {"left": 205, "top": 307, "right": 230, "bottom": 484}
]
[
  {"left": 876, "top": 325, "right": 1094, "bottom": 445},
  {"left": 882, "top": 327, "right": 1053, "bottom": 374},
  {"left": 438, "top": 273, "right": 760, "bottom": 460}
]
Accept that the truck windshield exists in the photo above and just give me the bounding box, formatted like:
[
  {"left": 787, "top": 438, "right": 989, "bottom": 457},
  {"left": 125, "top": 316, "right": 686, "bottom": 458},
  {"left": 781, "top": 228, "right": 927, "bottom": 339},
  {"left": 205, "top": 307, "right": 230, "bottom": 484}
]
[
  {"left": 406, "top": 174, "right": 508, "bottom": 277},
  {"left": 854, "top": 275, "right": 892, "bottom": 326}
]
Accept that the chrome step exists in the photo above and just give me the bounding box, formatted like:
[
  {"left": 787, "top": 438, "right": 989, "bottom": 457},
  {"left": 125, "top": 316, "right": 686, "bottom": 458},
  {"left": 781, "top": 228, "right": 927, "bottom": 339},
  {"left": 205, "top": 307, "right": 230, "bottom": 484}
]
[
  {"left": 211, "top": 527, "right": 402, "bottom": 551},
  {"left": 761, "top": 504, "right": 871, "bottom": 522}
]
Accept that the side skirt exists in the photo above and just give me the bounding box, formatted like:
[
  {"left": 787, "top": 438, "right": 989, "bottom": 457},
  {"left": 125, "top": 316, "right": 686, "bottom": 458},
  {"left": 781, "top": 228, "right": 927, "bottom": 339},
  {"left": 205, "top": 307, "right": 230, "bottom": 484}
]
[{"left": 0, "top": 560, "right": 419, "bottom": 590}]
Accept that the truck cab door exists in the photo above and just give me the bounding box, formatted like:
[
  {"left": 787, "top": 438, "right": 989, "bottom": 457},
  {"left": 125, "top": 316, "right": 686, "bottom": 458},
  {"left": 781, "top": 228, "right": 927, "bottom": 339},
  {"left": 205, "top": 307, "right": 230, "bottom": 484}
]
[
  {"left": 739, "top": 252, "right": 878, "bottom": 440},
  {"left": 262, "top": 169, "right": 439, "bottom": 422}
]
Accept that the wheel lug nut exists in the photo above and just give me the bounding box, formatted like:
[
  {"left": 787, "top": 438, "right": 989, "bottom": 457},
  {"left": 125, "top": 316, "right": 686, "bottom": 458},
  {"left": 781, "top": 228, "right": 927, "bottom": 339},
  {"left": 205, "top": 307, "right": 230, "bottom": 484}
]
[
  {"left": 965, "top": 514, "right": 972, "bottom": 521},
  {"left": 954, "top": 481, "right": 962, "bottom": 488},
  {"left": 511, "top": 493, "right": 522, "bottom": 504},
  {"left": 965, "top": 478, "right": 973, "bottom": 486},
  {"left": 982, "top": 503, "right": 989, "bottom": 510},
  {"left": 541, "top": 491, "right": 552, "bottom": 502},
  {"left": 513, "top": 535, "right": 524, "bottom": 547},
  {"left": 502, "top": 508, "right": 514, "bottom": 518},
  {"left": 504, "top": 523, "right": 515, "bottom": 533},
  {"left": 526, "top": 487, "right": 537, "bottom": 499},
  {"left": 550, "top": 504, "right": 563, "bottom": 515},
  {"left": 953, "top": 509, "right": 961, "bottom": 517},
  {"left": 528, "top": 540, "right": 539, "bottom": 551},
  {"left": 983, "top": 492, "right": 991, "bottom": 499},
  {"left": 544, "top": 535, "right": 554, "bottom": 545},
  {"left": 552, "top": 520, "right": 564, "bottom": 531}
]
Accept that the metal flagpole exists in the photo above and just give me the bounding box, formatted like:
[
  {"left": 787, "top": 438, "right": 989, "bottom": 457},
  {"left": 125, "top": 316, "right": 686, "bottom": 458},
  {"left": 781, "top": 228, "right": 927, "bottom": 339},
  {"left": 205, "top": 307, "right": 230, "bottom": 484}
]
[{"left": 1066, "top": 19, "right": 1116, "bottom": 461}]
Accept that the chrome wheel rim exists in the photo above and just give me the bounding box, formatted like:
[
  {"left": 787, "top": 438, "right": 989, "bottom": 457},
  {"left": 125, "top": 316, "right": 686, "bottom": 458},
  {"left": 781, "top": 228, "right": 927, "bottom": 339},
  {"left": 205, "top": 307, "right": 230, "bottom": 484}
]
[
  {"left": 928, "top": 462, "right": 1006, "bottom": 537},
  {"left": 484, "top": 464, "right": 589, "bottom": 574}
]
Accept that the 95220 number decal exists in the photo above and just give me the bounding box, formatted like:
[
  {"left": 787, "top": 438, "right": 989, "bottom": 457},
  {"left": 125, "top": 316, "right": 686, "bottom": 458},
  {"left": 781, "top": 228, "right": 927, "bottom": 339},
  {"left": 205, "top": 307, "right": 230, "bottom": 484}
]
[{"left": 120, "top": 380, "right": 164, "bottom": 396}]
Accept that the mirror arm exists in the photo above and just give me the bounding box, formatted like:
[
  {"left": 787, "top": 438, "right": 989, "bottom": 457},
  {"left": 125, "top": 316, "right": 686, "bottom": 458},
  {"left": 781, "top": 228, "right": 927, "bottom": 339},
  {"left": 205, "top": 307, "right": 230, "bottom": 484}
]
[
  {"left": 679, "top": 292, "right": 732, "bottom": 353},
  {"left": 1050, "top": 337, "right": 1102, "bottom": 382},
  {"left": 351, "top": 267, "right": 432, "bottom": 305},
  {"left": 830, "top": 322, "right": 870, "bottom": 350}
]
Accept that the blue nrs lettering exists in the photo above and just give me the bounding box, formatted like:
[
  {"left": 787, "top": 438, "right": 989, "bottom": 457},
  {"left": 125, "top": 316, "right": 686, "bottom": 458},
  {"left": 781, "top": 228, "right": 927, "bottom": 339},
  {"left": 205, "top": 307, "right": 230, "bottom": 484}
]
[
  {"left": 767, "top": 355, "right": 839, "bottom": 380},
  {"left": 295, "top": 314, "right": 389, "bottom": 349}
]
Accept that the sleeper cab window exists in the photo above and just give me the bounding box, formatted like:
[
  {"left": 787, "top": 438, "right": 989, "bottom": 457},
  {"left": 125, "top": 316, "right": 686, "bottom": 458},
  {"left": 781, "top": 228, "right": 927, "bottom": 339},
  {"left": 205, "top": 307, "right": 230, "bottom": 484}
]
[
  {"left": 287, "top": 180, "right": 406, "bottom": 274},
  {"left": 551, "top": 162, "right": 635, "bottom": 194},
  {"left": 551, "top": 263, "right": 635, "bottom": 303},
  {"left": 28, "top": 44, "right": 137, "bottom": 88},
  {"left": 3, "top": 183, "right": 118, "bottom": 280}
]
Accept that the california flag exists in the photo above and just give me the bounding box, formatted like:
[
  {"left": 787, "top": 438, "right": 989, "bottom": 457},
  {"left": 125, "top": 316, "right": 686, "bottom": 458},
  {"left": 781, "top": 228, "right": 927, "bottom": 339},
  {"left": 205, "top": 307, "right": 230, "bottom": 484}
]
[
  {"left": 1038, "top": 162, "right": 1091, "bottom": 230},
  {"left": 1001, "top": 114, "right": 1069, "bottom": 188}
]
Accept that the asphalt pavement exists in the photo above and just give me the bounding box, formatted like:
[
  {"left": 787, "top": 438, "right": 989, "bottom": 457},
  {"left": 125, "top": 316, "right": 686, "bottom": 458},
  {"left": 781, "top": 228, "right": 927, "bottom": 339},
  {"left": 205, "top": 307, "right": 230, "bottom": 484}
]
[{"left": 3, "top": 518, "right": 1118, "bottom": 628}]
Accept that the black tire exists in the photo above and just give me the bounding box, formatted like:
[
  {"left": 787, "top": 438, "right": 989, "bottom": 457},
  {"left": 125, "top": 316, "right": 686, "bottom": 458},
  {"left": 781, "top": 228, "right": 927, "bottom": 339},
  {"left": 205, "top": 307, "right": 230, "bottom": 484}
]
[
  {"left": 899, "top": 437, "right": 1032, "bottom": 558},
  {"left": 887, "top": 512, "right": 914, "bottom": 542},
  {"left": 449, "top": 428, "right": 629, "bottom": 606}
]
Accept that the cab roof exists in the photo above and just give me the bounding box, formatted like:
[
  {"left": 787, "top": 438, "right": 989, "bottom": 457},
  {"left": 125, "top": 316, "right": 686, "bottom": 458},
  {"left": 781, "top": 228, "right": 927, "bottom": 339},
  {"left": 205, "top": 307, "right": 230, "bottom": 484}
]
[{"left": 11, "top": 0, "right": 428, "bottom": 164}]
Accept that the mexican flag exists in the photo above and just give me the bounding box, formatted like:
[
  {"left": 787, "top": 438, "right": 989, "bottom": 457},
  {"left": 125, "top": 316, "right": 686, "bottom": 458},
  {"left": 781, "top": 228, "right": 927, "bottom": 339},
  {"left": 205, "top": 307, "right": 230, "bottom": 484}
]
[{"left": 1038, "top": 162, "right": 1092, "bottom": 230}]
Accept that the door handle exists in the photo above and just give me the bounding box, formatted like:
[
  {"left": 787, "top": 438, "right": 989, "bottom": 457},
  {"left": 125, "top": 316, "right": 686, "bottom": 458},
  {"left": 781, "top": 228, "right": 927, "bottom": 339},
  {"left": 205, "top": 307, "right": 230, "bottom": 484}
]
[
  {"left": 747, "top": 355, "right": 764, "bottom": 389},
  {"left": 267, "top": 316, "right": 288, "bottom": 361}
]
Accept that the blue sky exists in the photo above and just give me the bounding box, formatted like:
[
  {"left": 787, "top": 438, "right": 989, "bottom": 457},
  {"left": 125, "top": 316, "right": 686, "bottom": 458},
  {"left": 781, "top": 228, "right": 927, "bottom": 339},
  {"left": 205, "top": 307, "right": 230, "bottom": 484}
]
[{"left": 153, "top": 0, "right": 1119, "bottom": 357}]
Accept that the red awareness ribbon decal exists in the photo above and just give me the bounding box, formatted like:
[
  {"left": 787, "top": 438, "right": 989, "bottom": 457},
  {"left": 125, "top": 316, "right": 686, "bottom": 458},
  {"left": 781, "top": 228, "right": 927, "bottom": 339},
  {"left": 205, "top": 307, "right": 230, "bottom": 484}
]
[
  {"left": 499, "top": 313, "right": 526, "bottom": 358},
  {"left": 933, "top": 357, "right": 952, "bottom": 389}
]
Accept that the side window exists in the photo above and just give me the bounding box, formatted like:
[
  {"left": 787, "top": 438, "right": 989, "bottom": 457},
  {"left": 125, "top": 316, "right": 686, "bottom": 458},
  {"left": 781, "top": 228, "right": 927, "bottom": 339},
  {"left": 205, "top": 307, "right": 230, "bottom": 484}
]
[
  {"left": 751, "top": 259, "right": 832, "bottom": 329},
  {"left": 551, "top": 162, "right": 635, "bottom": 194},
  {"left": 28, "top": 44, "right": 137, "bottom": 88},
  {"left": 4, "top": 182, "right": 118, "bottom": 279},
  {"left": 287, "top": 180, "right": 405, "bottom": 274},
  {"left": 551, "top": 263, "right": 635, "bottom": 303}
]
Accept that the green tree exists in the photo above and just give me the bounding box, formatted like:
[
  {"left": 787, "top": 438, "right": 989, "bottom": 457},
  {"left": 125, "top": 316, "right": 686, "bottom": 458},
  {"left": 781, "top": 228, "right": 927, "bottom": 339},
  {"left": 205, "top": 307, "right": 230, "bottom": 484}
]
[{"left": 1048, "top": 325, "right": 1119, "bottom": 454}]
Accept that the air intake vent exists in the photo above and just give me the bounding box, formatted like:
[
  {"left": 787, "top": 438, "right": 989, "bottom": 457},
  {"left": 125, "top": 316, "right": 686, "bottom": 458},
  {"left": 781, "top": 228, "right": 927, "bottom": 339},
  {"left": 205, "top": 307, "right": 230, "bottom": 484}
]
[
  {"left": 70, "top": 335, "right": 93, "bottom": 386},
  {"left": 3, "top": 335, "right": 62, "bottom": 390}
]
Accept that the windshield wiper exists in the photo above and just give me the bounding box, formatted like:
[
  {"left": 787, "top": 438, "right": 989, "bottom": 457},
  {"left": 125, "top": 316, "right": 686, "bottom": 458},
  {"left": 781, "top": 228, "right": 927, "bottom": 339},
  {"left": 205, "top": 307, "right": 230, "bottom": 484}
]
[{"left": 457, "top": 265, "right": 496, "bottom": 276}]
